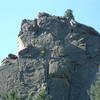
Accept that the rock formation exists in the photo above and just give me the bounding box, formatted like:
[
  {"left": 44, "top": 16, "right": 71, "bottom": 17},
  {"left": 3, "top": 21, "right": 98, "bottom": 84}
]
[{"left": 0, "top": 12, "right": 100, "bottom": 100}]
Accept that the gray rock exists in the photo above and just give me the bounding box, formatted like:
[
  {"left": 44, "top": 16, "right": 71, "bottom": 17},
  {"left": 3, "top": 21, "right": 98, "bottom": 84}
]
[
  {"left": 8, "top": 54, "right": 18, "bottom": 59},
  {"left": 0, "top": 12, "right": 100, "bottom": 100},
  {"left": 0, "top": 96, "right": 4, "bottom": 100},
  {"left": 38, "top": 12, "right": 51, "bottom": 18},
  {"left": 0, "top": 58, "right": 19, "bottom": 97}
]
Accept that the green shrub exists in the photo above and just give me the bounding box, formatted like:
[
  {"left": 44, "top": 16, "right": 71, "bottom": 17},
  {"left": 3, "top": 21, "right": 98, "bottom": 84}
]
[
  {"left": 25, "top": 89, "right": 52, "bottom": 100},
  {"left": 25, "top": 91, "right": 33, "bottom": 100},
  {"left": 25, "top": 95, "right": 33, "bottom": 100},
  {"left": 90, "top": 71, "right": 100, "bottom": 100},
  {"left": 4, "top": 89, "right": 51, "bottom": 100},
  {"left": 4, "top": 90, "right": 19, "bottom": 100},
  {"left": 34, "top": 89, "right": 52, "bottom": 100},
  {"left": 64, "top": 9, "right": 75, "bottom": 20}
]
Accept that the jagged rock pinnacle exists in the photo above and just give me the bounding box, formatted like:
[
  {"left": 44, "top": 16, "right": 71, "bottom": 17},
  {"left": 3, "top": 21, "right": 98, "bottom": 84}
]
[{"left": 0, "top": 12, "right": 100, "bottom": 100}]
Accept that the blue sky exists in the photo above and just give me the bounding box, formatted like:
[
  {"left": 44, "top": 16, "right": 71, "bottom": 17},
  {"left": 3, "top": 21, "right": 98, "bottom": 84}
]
[{"left": 0, "top": 0, "right": 100, "bottom": 63}]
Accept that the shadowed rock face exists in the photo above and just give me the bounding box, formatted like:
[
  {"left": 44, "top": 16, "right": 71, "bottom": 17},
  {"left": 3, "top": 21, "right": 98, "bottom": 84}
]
[{"left": 0, "top": 12, "right": 100, "bottom": 100}]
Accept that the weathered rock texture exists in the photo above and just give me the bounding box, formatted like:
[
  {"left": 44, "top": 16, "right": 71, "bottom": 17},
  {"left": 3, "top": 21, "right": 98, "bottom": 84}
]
[{"left": 0, "top": 12, "right": 100, "bottom": 100}]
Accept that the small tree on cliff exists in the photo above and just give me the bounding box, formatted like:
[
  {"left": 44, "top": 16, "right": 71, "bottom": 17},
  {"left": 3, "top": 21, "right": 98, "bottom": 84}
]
[{"left": 64, "top": 9, "right": 75, "bottom": 20}]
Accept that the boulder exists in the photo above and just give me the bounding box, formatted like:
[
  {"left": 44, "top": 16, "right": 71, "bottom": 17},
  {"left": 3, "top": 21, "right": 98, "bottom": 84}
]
[{"left": 8, "top": 54, "right": 18, "bottom": 59}]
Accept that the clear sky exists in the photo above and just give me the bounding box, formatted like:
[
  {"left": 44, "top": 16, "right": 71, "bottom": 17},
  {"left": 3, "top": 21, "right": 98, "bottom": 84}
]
[{"left": 0, "top": 0, "right": 100, "bottom": 63}]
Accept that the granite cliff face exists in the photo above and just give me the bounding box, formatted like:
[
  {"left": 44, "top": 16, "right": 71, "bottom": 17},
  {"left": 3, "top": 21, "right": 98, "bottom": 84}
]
[{"left": 0, "top": 12, "right": 100, "bottom": 100}]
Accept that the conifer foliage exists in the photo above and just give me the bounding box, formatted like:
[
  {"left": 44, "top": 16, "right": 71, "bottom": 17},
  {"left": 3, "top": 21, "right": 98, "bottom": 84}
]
[{"left": 64, "top": 9, "right": 75, "bottom": 20}]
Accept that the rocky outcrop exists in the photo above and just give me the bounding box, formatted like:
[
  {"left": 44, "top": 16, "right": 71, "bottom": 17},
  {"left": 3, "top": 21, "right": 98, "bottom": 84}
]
[{"left": 0, "top": 12, "right": 100, "bottom": 100}]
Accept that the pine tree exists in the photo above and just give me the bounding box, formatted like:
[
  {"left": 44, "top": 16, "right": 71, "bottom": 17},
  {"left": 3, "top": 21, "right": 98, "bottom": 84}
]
[{"left": 64, "top": 9, "right": 75, "bottom": 20}]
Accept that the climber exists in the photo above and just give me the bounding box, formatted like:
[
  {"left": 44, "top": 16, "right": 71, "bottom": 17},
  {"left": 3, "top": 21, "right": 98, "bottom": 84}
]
[{"left": 8, "top": 54, "right": 18, "bottom": 59}]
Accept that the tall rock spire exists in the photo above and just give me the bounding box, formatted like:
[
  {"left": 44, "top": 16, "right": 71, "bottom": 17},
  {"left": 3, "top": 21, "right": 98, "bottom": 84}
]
[{"left": 0, "top": 12, "right": 100, "bottom": 100}]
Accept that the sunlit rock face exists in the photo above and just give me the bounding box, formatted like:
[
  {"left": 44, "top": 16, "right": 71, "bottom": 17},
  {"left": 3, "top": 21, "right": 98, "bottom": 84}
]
[
  {"left": 17, "top": 37, "right": 26, "bottom": 51},
  {"left": 0, "top": 12, "right": 100, "bottom": 100}
]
